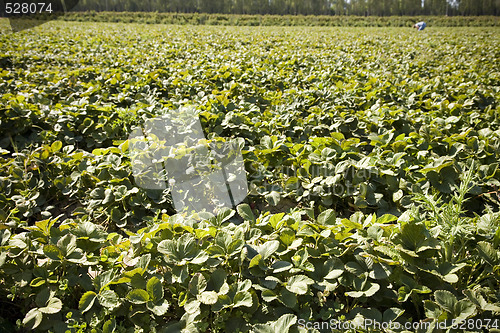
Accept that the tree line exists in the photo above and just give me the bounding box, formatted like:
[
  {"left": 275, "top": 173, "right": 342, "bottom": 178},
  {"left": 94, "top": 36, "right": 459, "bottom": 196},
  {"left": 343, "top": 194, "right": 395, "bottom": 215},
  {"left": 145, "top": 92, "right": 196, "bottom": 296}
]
[{"left": 73, "top": 0, "right": 499, "bottom": 16}]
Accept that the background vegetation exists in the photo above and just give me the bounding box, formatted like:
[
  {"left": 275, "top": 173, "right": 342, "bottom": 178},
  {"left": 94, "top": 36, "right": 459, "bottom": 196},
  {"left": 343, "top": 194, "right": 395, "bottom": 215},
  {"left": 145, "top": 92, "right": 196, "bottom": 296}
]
[
  {"left": 59, "top": 12, "right": 500, "bottom": 26},
  {"left": 70, "top": 0, "right": 500, "bottom": 16},
  {"left": 0, "top": 20, "right": 499, "bottom": 333}
]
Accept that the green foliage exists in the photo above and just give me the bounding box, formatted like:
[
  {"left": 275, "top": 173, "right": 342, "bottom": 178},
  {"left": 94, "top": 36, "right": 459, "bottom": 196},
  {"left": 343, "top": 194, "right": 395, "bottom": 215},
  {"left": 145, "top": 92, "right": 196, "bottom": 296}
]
[
  {"left": 1, "top": 206, "right": 499, "bottom": 331},
  {"left": 59, "top": 12, "right": 500, "bottom": 27},
  {"left": 0, "top": 22, "right": 499, "bottom": 332}
]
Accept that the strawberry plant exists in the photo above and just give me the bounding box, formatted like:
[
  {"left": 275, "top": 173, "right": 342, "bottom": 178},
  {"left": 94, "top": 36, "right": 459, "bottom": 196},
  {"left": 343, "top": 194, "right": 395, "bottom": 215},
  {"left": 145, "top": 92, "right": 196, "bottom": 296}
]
[{"left": 0, "top": 21, "right": 499, "bottom": 332}]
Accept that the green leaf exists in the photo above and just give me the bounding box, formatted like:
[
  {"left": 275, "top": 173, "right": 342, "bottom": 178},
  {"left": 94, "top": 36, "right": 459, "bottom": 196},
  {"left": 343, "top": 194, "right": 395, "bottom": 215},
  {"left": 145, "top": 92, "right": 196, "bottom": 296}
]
[
  {"left": 265, "top": 191, "right": 281, "bottom": 206},
  {"left": 324, "top": 257, "right": 345, "bottom": 279},
  {"left": 23, "top": 308, "right": 43, "bottom": 330},
  {"left": 0, "top": 251, "right": 6, "bottom": 268},
  {"left": 30, "top": 277, "right": 46, "bottom": 287},
  {"left": 269, "top": 213, "right": 285, "bottom": 229},
  {"left": 370, "top": 263, "right": 391, "bottom": 280},
  {"left": 0, "top": 229, "right": 10, "bottom": 247},
  {"left": 189, "top": 273, "right": 207, "bottom": 296},
  {"left": 376, "top": 214, "right": 397, "bottom": 224},
  {"left": 51, "top": 140, "right": 63, "bottom": 152},
  {"left": 103, "top": 188, "right": 115, "bottom": 204},
  {"left": 340, "top": 218, "right": 363, "bottom": 230},
  {"left": 57, "top": 233, "right": 77, "bottom": 256},
  {"left": 279, "top": 228, "right": 295, "bottom": 247},
  {"left": 317, "top": 209, "right": 336, "bottom": 225},
  {"left": 147, "top": 299, "right": 170, "bottom": 316},
  {"left": 158, "top": 233, "right": 207, "bottom": 265},
  {"left": 191, "top": 251, "right": 209, "bottom": 265},
  {"left": 39, "top": 297, "right": 62, "bottom": 314},
  {"left": 95, "top": 270, "right": 116, "bottom": 292},
  {"left": 345, "top": 261, "right": 365, "bottom": 275},
  {"left": 454, "top": 299, "right": 477, "bottom": 321},
  {"left": 253, "top": 324, "right": 275, "bottom": 333},
  {"left": 35, "top": 287, "right": 51, "bottom": 307},
  {"left": 237, "top": 203, "right": 255, "bottom": 223},
  {"left": 424, "top": 300, "right": 443, "bottom": 319},
  {"left": 363, "top": 282, "right": 380, "bottom": 297},
  {"left": 442, "top": 273, "right": 459, "bottom": 283},
  {"left": 253, "top": 314, "right": 297, "bottom": 333},
  {"left": 261, "top": 289, "right": 277, "bottom": 302},
  {"left": 212, "top": 294, "right": 232, "bottom": 312},
  {"left": 233, "top": 291, "right": 253, "bottom": 308},
  {"left": 345, "top": 290, "right": 365, "bottom": 298},
  {"left": 356, "top": 308, "right": 383, "bottom": 321},
  {"left": 43, "top": 245, "right": 62, "bottom": 261},
  {"left": 272, "top": 261, "right": 293, "bottom": 273},
  {"left": 146, "top": 277, "right": 164, "bottom": 302},
  {"left": 198, "top": 291, "right": 218, "bottom": 305},
  {"left": 184, "top": 299, "right": 201, "bottom": 313},
  {"left": 397, "top": 222, "right": 427, "bottom": 251},
  {"left": 393, "top": 190, "right": 403, "bottom": 202},
  {"left": 110, "top": 208, "right": 125, "bottom": 225},
  {"left": 279, "top": 288, "right": 297, "bottom": 308},
  {"left": 103, "top": 319, "right": 116, "bottom": 333},
  {"left": 346, "top": 280, "right": 380, "bottom": 298},
  {"left": 208, "top": 269, "right": 227, "bottom": 294},
  {"left": 477, "top": 241, "right": 498, "bottom": 265},
  {"left": 434, "top": 290, "right": 456, "bottom": 313},
  {"left": 382, "top": 308, "right": 404, "bottom": 322},
  {"left": 249, "top": 254, "right": 263, "bottom": 268},
  {"left": 286, "top": 275, "right": 314, "bottom": 295},
  {"left": 119, "top": 140, "right": 130, "bottom": 153},
  {"left": 98, "top": 289, "right": 119, "bottom": 308},
  {"left": 463, "top": 289, "right": 500, "bottom": 312},
  {"left": 258, "top": 240, "right": 280, "bottom": 259},
  {"left": 274, "top": 314, "right": 297, "bottom": 333},
  {"left": 126, "top": 289, "right": 149, "bottom": 304},
  {"left": 79, "top": 291, "right": 97, "bottom": 313},
  {"left": 210, "top": 208, "right": 235, "bottom": 226},
  {"left": 137, "top": 254, "right": 152, "bottom": 272}
]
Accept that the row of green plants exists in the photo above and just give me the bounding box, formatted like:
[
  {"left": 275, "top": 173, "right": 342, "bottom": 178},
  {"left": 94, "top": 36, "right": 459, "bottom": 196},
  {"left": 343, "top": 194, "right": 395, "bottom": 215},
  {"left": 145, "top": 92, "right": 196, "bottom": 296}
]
[
  {"left": 2, "top": 184, "right": 500, "bottom": 332},
  {"left": 58, "top": 12, "right": 500, "bottom": 27},
  {"left": 0, "top": 22, "right": 499, "bottom": 331}
]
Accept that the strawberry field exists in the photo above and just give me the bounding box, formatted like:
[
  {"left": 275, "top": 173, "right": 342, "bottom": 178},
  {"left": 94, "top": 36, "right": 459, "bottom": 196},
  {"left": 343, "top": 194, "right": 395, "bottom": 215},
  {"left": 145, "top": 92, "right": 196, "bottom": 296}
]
[{"left": 0, "top": 21, "right": 500, "bottom": 332}]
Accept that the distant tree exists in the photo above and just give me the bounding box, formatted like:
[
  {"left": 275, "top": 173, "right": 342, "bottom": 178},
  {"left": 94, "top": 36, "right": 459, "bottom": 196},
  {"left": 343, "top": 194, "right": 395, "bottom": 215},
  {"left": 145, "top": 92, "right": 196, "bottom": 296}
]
[{"left": 71, "top": 0, "right": 498, "bottom": 16}]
